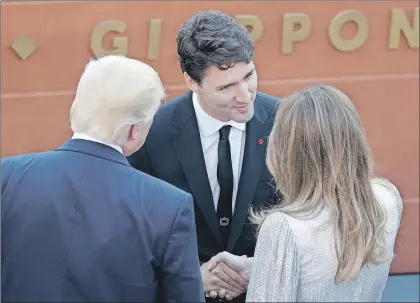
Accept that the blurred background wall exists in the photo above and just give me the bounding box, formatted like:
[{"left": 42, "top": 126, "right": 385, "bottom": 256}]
[{"left": 1, "top": 1, "right": 419, "bottom": 277}]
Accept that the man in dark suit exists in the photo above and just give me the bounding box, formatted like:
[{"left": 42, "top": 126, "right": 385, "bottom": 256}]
[
  {"left": 1, "top": 55, "right": 204, "bottom": 302},
  {"left": 128, "top": 11, "right": 279, "bottom": 302}
]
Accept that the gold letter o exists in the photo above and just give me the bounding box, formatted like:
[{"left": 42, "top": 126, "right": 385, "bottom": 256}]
[{"left": 329, "top": 10, "right": 369, "bottom": 52}]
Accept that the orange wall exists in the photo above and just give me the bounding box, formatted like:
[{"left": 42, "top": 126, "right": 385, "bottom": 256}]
[{"left": 1, "top": 1, "right": 419, "bottom": 274}]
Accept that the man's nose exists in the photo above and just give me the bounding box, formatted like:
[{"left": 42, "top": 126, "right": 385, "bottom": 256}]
[{"left": 235, "top": 81, "right": 251, "bottom": 103}]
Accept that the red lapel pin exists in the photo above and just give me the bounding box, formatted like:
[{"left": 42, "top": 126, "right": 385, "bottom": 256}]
[{"left": 258, "top": 139, "right": 264, "bottom": 145}]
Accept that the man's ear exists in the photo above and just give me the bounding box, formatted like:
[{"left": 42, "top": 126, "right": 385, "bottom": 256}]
[
  {"left": 129, "top": 124, "right": 138, "bottom": 141},
  {"left": 183, "top": 72, "right": 199, "bottom": 93}
]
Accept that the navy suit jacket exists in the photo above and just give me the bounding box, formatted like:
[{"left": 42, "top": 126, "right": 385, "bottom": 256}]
[
  {"left": 128, "top": 91, "right": 280, "bottom": 265},
  {"left": 1, "top": 139, "right": 204, "bottom": 302}
]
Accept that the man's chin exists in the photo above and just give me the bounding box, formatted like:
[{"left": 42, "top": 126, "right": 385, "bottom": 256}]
[{"left": 232, "top": 109, "right": 254, "bottom": 123}]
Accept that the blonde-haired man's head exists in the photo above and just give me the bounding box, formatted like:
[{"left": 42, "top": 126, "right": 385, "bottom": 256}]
[{"left": 70, "top": 55, "right": 165, "bottom": 156}]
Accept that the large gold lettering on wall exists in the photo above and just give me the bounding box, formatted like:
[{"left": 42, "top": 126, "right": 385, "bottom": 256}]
[
  {"left": 23, "top": 7, "right": 417, "bottom": 62},
  {"left": 235, "top": 15, "right": 263, "bottom": 42},
  {"left": 91, "top": 20, "right": 128, "bottom": 57},
  {"left": 329, "top": 10, "right": 369, "bottom": 52},
  {"left": 389, "top": 7, "right": 419, "bottom": 49},
  {"left": 147, "top": 19, "right": 162, "bottom": 60},
  {"left": 282, "top": 13, "right": 311, "bottom": 55}
]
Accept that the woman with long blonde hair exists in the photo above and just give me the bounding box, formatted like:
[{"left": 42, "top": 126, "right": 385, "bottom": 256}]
[{"left": 208, "top": 85, "right": 403, "bottom": 302}]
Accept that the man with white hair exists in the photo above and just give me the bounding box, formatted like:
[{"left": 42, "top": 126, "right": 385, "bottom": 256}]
[{"left": 1, "top": 55, "right": 204, "bottom": 302}]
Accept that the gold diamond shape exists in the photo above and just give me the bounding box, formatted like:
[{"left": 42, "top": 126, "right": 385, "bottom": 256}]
[{"left": 11, "top": 35, "right": 38, "bottom": 60}]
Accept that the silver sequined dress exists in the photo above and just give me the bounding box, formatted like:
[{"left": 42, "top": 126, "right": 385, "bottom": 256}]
[{"left": 246, "top": 181, "right": 403, "bottom": 302}]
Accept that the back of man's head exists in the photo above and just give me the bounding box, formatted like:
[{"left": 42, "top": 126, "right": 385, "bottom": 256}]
[
  {"left": 70, "top": 55, "right": 165, "bottom": 148},
  {"left": 177, "top": 10, "right": 254, "bottom": 85}
]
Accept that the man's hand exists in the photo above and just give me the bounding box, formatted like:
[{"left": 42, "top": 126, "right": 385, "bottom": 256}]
[
  {"left": 208, "top": 251, "right": 253, "bottom": 282},
  {"left": 201, "top": 260, "right": 247, "bottom": 299}
]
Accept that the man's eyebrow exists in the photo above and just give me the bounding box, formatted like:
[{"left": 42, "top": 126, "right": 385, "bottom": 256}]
[{"left": 215, "top": 68, "right": 255, "bottom": 91}]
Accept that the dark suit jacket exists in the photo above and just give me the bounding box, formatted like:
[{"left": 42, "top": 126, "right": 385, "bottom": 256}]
[
  {"left": 128, "top": 91, "right": 279, "bottom": 263},
  {"left": 1, "top": 139, "right": 204, "bottom": 302}
]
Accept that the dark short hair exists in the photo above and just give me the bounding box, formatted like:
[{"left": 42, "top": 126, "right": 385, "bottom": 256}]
[{"left": 177, "top": 10, "right": 254, "bottom": 85}]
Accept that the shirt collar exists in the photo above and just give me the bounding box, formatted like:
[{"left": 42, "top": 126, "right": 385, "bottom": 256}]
[
  {"left": 71, "top": 133, "right": 124, "bottom": 154},
  {"left": 192, "top": 92, "right": 246, "bottom": 138}
]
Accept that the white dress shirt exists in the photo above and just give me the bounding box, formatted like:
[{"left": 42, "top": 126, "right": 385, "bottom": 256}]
[
  {"left": 72, "top": 133, "right": 124, "bottom": 154},
  {"left": 192, "top": 93, "right": 246, "bottom": 214}
]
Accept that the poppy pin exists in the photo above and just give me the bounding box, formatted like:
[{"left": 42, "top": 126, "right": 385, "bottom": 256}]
[{"left": 258, "top": 139, "right": 264, "bottom": 145}]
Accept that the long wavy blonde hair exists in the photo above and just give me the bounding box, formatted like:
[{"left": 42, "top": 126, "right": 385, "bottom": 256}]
[{"left": 251, "top": 85, "right": 388, "bottom": 282}]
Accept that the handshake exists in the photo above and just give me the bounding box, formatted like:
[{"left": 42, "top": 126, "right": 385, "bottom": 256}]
[{"left": 201, "top": 251, "right": 253, "bottom": 300}]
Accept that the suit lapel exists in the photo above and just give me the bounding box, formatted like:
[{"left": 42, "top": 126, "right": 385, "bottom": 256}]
[
  {"left": 172, "top": 92, "right": 223, "bottom": 248},
  {"left": 227, "top": 98, "right": 269, "bottom": 251}
]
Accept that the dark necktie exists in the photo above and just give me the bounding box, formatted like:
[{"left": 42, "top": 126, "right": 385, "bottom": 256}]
[{"left": 216, "top": 125, "right": 233, "bottom": 249}]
